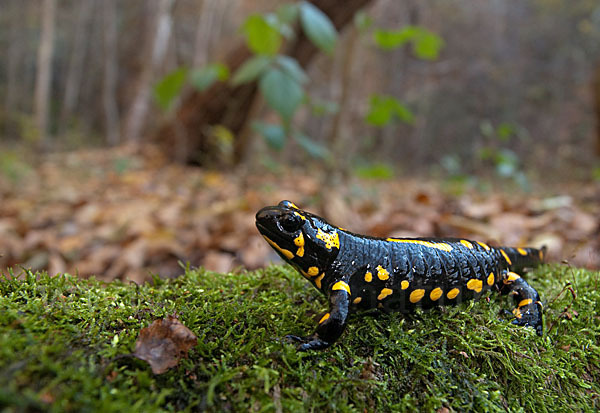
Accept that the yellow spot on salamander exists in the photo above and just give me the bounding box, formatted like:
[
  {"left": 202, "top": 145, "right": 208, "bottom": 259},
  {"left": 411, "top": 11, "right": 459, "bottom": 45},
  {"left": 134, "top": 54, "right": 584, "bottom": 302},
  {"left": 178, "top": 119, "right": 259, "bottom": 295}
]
[
  {"left": 378, "top": 288, "right": 393, "bottom": 300},
  {"left": 466, "top": 279, "right": 483, "bottom": 293},
  {"left": 316, "top": 228, "right": 340, "bottom": 249},
  {"left": 307, "top": 266, "right": 319, "bottom": 276},
  {"left": 517, "top": 248, "right": 528, "bottom": 256},
  {"left": 505, "top": 272, "right": 521, "bottom": 284},
  {"left": 332, "top": 280, "right": 351, "bottom": 295},
  {"left": 447, "top": 288, "right": 460, "bottom": 299},
  {"left": 539, "top": 249, "right": 544, "bottom": 261},
  {"left": 410, "top": 289, "right": 425, "bottom": 303},
  {"left": 518, "top": 298, "right": 533, "bottom": 308},
  {"left": 500, "top": 249, "right": 512, "bottom": 265},
  {"left": 512, "top": 307, "right": 522, "bottom": 319},
  {"left": 430, "top": 287, "right": 443, "bottom": 301},
  {"left": 294, "top": 233, "right": 305, "bottom": 257},
  {"left": 263, "top": 236, "right": 294, "bottom": 260},
  {"left": 386, "top": 238, "right": 453, "bottom": 252},
  {"left": 477, "top": 241, "right": 490, "bottom": 251},
  {"left": 319, "top": 313, "right": 330, "bottom": 324},
  {"left": 364, "top": 271, "right": 373, "bottom": 282},
  {"left": 315, "top": 273, "right": 325, "bottom": 289},
  {"left": 376, "top": 265, "right": 389, "bottom": 281},
  {"left": 353, "top": 297, "right": 362, "bottom": 305},
  {"left": 401, "top": 280, "right": 409, "bottom": 290},
  {"left": 460, "top": 240, "right": 473, "bottom": 249},
  {"left": 487, "top": 272, "right": 495, "bottom": 286},
  {"left": 293, "top": 211, "right": 306, "bottom": 220}
]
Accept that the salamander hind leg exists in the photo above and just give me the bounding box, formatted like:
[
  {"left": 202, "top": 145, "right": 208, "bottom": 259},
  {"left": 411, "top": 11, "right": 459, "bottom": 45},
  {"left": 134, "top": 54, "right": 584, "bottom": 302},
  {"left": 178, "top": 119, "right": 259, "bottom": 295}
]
[
  {"left": 286, "top": 281, "right": 350, "bottom": 351},
  {"left": 498, "top": 271, "right": 543, "bottom": 335}
]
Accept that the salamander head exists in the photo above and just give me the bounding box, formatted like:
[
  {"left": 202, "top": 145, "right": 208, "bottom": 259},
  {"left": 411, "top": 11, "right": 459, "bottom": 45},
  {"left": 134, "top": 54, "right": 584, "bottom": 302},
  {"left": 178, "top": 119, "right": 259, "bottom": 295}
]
[{"left": 256, "top": 200, "right": 340, "bottom": 280}]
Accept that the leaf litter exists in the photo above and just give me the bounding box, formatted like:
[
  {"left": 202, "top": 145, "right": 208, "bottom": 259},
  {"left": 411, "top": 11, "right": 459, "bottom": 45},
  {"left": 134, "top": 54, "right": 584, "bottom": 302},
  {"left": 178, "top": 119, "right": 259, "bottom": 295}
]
[
  {"left": 133, "top": 315, "right": 197, "bottom": 374},
  {"left": 0, "top": 146, "right": 598, "bottom": 283}
]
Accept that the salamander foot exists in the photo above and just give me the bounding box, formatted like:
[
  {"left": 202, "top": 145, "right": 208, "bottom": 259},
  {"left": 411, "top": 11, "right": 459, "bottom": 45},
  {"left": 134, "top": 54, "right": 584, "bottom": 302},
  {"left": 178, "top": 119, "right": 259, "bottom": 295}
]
[{"left": 285, "top": 334, "right": 331, "bottom": 351}]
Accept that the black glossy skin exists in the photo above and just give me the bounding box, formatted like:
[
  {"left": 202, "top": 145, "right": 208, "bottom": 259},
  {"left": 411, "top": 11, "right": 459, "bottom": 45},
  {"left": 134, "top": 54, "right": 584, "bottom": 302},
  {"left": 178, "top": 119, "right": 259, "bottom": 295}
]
[{"left": 256, "top": 200, "right": 545, "bottom": 351}]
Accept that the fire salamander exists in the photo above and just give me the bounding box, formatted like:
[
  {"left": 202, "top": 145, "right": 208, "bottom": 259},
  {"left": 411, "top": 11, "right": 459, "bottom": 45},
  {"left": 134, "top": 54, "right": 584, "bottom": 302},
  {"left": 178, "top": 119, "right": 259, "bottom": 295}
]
[{"left": 256, "top": 200, "right": 545, "bottom": 351}]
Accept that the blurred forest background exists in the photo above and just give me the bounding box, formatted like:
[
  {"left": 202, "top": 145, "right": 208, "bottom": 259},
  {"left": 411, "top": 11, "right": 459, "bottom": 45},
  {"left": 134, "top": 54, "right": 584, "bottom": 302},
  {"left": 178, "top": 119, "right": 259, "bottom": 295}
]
[{"left": 1, "top": 0, "right": 599, "bottom": 281}]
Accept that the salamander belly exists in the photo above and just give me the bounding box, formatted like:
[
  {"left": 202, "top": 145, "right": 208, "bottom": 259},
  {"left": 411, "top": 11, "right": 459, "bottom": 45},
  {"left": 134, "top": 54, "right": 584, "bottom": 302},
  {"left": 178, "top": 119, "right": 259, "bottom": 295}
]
[{"left": 346, "top": 240, "right": 502, "bottom": 313}]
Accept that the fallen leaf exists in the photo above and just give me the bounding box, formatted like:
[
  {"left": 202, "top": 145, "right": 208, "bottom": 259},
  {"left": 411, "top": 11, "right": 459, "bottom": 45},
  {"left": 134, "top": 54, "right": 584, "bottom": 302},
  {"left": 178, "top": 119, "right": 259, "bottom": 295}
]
[
  {"left": 203, "top": 251, "right": 234, "bottom": 273},
  {"left": 439, "top": 215, "right": 500, "bottom": 240},
  {"left": 48, "top": 253, "right": 66, "bottom": 275},
  {"left": 133, "top": 315, "right": 197, "bottom": 374},
  {"left": 459, "top": 196, "right": 503, "bottom": 219}
]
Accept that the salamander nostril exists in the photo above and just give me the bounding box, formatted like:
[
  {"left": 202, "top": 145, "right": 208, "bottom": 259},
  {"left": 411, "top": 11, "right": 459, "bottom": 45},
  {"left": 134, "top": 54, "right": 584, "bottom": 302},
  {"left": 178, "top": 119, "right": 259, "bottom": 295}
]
[{"left": 255, "top": 207, "right": 281, "bottom": 222}]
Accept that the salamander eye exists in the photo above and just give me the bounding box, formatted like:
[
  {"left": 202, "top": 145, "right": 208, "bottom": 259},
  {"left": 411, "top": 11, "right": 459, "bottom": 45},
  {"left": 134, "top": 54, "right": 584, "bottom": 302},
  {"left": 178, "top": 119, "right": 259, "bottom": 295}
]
[
  {"left": 278, "top": 200, "right": 298, "bottom": 209},
  {"left": 280, "top": 212, "right": 303, "bottom": 232}
]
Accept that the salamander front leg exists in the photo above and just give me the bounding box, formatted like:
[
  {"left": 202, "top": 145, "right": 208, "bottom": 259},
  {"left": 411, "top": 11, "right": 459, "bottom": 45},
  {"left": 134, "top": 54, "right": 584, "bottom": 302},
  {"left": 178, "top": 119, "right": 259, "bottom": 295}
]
[
  {"left": 286, "top": 283, "right": 350, "bottom": 351},
  {"left": 499, "top": 271, "right": 543, "bottom": 335}
]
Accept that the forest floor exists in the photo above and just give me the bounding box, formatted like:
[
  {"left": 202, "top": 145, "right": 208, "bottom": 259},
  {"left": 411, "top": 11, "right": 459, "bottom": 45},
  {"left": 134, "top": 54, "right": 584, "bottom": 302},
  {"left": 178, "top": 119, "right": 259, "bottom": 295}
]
[
  {"left": 1, "top": 265, "right": 598, "bottom": 411},
  {"left": 0, "top": 145, "right": 598, "bottom": 282},
  {"left": 1, "top": 146, "right": 599, "bottom": 411}
]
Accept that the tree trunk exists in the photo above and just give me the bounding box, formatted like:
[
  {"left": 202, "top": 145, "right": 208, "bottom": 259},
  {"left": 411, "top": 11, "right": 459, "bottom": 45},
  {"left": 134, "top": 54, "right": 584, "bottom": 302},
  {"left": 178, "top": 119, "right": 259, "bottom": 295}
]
[
  {"left": 123, "top": 0, "right": 175, "bottom": 143},
  {"left": 154, "top": 0, "right": 374, "bottom": 165},
  {"left": 103, "top": 0, "right": 121, "bottom": 145},
  {"left": 5, "top": 0, "right": 22, "bottom": 114},
  {"left": 594, "top": 62, "right": 600, "bottom": 157},
  {"left": 34, "top": 0, "right": 57, "bottom": 146},
  {"left": 60, "top": 0, "right": 95, "bottom": 132},
  {"left": 193, "top": 0, "right": 217, "bottom": 68}
]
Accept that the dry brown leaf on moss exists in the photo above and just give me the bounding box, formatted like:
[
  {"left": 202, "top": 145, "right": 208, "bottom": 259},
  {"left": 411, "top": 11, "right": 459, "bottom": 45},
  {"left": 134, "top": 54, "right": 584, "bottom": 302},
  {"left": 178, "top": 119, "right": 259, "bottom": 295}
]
[{"left": 133, "top": 315, "right": 197, "bottom": 374}]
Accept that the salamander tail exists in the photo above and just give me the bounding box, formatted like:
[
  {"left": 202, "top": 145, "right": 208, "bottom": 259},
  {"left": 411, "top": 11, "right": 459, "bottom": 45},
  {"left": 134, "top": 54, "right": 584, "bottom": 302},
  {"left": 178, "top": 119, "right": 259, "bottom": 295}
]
[{"left": 499, "top": 245, "right": 547, "bottom": 272}]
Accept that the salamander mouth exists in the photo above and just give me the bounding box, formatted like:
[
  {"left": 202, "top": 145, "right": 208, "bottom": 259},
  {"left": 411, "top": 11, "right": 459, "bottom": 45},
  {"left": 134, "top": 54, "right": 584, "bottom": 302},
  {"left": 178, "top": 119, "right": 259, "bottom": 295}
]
[{"left": 255, "top": 221, "right": 273, "bottom": 237}]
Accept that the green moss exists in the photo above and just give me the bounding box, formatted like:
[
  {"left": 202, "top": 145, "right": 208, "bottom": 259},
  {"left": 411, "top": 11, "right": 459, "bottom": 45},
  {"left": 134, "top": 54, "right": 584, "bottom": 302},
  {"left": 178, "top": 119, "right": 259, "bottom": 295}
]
[{"left": 1, "top": 264, "right": 598, "bottom": 412}]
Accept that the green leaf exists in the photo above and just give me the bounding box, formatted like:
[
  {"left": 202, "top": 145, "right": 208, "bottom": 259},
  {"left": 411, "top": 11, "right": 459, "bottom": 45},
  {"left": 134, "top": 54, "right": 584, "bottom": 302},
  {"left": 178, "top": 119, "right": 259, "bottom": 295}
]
[
  {"left": 259, "top": 67, "right": 304, "bottom": 121},
  {"left": 189, "top": 63, "right": 229, "bottom": 92},
  {"left": 231, "top": 56, "right": 272, "bottom": 86},
  {"left": 153, "top": 67, "right": 188, "bottom": 111},
  {"left": 412, "top": 30, "right": 444, "bottom": 60},
  {"left": 242, "top": 15, "right": 282, "bottom": 56},
  {"left": 354, "top": 162, "right": 394, "bottom": 180},
  {"left": 391, "top": 101, "right": 414, "bottom": 123},
  {"left": 373, "top": 28, "right": 414, "bottom": 50},
  {"left": 276, "top": 3, "right": 299, "bottom": 24},
  {"left": 365, "top": 95, "right": 414, "bottom": 126},
  {"left": 299, "top": 1, "right": 337, "bottom": 54},
  {"left": 276, "top": 56, "right": 308, "bottom": 84},
  {"left": 495, "top": 148, "right": 519, "bottom": 177},
  {"left": 293, "top": 131, "right": 329, "bottom": 159},
  {"left": 365, "top": 97, "right": 391, "bottom": 126},
  {"left": 264, "top": 13, "right": 294, "bottom": 39},
  {"left": 496, "top": 122, "right": 515, "bottom": 141},
  {"left": 252, "top": 121, "right": 286, "bottom": 151},
  {"left": 373, "top": 26, "right": 443, "bottom": 59}
]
